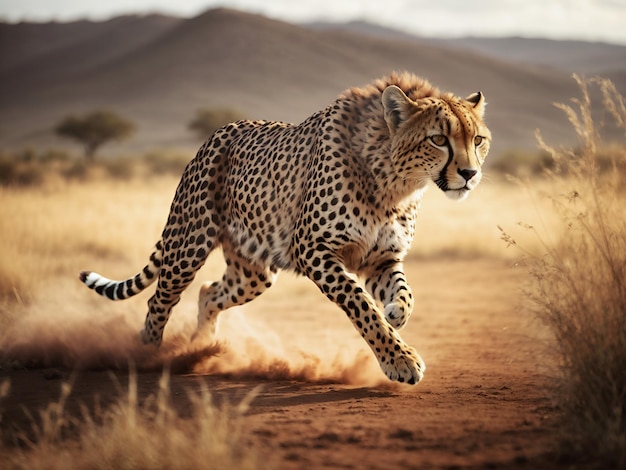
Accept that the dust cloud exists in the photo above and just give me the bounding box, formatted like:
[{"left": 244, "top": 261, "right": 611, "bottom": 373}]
[
  {"left": 0, "top": 307, "right": 218, "bottom": 374},
  {"left": 0, "top": 292, "right": 385, "bottom": 387},
  {"left": 192, "top": 309, "right": 384, "bottom": 386}
]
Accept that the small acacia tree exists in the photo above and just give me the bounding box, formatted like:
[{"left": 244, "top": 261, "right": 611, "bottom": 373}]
[
  {"left": 55, "top": 110, "right": 136, "bottom": 160},
  {"left": 188, "top": 108, "right": 246, "bottom": 140}
]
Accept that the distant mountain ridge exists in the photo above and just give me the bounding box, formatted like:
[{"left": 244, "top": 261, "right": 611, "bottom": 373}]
[
  {"left": 308, "top": 21, "right": 626, "bottom": 75},
  {"left": 1, "top": 8, "right": 623, "bottom": 157}
]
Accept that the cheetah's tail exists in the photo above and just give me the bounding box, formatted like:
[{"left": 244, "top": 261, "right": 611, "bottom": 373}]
[{"left": 79, "top": 240, "right": 163, "bottom": 301}]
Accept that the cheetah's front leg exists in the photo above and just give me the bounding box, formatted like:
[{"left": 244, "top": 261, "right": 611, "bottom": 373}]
[
  {"left": 302, "top": 253, "right": 424, "bottom": 384},
  {"left": 364, "top": 259, "right": 414, "bottom": 330}
]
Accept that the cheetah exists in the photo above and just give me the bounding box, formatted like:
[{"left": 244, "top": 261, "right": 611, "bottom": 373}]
[{"left": 80, "top": 71, "right": 491, "bottom": 384}]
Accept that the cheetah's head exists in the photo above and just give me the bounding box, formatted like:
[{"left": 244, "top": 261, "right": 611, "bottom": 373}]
[{"left": 382, "top": 85, "right": 491, "bottom": 201}]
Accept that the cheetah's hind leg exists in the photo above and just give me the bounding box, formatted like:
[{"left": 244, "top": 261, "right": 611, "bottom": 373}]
[{"left": 192, "top": 245, "right": 277, "bottom": 344}]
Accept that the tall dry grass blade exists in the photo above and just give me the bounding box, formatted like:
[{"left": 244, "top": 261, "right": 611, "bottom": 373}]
[
  {"left": 553, "top": 74, "right": 597, "bottom": 158},
  {"left": 155, "top": 365, "right": 170, "bottom": 428},
  {"left": 594, "top": 77, "right": 626, "bottom": 134},
  {"left": 126, "top": 361, "right": 137, "bottom": 429}
]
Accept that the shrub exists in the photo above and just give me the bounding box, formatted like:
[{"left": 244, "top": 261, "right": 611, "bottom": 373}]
[
  {"left": 488, "top": 148, "right": 553, "bottom": 176},
  {"left": 0, "top": 149, "right": 195, "bottom": 188},
  {"left": 513, "top": 76, "right": 626, "bottom": 468},
  {"left": 0, "top": 151, "right": 47, "bottom": 187},
  {"left": 143, "top": 150, "right": 190, "bottom": 175},
  {"left": 188, "top": 107, "right": 246, "bottom": 140}
]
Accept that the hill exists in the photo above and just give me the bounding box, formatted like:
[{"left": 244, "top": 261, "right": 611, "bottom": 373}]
[
  {"left": 0, "top": 14, "right": 182, "bottom": 76},
  {"left": 0, "top": 8, "right": 623, "bottom": 157}
]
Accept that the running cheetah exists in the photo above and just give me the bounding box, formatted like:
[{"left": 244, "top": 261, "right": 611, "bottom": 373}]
[{"left": 80, "top": 72, "right": 491, "bottom": 384}]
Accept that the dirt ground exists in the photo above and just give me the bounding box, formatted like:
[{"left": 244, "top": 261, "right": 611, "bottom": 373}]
[{"left": 0, "top": 258, "right": 561, "bottom": 469}]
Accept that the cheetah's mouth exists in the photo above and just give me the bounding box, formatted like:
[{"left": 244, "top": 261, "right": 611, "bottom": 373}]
[
  {"left": 435, "top": 177, "right": 472, "bottom": 201},
  {"left": 444, "top": 187, "right": 471, "bottom": 201}
]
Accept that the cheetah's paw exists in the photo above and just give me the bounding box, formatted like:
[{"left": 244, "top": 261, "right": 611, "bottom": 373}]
[
  {"left": 380, "top": 346, "right": 425, "bottom": 385},
  {"left": 191, "top": 316, "right": 220, "bottom": 345},
  {"left": 384, "top": 302, "right": 409, "bottom": 330}
]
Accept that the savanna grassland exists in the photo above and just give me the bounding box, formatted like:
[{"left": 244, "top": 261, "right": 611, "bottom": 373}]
[{"left": 0, "top": 78, "right": 625, "bottom": 469}]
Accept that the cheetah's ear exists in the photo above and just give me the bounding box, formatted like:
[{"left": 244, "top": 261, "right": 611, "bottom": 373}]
[
  {"left": 382, "top": 85, "right": 416, "bottom": 134},
  {"left": 465, "top": 91, "right": 486, "bottom": 118}
]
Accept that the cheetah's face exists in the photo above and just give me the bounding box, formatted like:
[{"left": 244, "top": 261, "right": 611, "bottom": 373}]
[{"left": 382, "top": 86, "right": 491, "bottom": 201}]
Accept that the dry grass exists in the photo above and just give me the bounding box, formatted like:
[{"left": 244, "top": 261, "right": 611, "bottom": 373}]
[
  {"left": 505, "top": 76, "right": 626, "bottom": 468},
  {"left": 0, "top": 370, "right": 261, "bottom": 470},
  {"left": 0, "top": 177, "right": 176, "bottom": 311}
]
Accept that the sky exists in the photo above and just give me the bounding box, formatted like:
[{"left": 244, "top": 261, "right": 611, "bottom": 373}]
[{"left": 1, "top": 0, "right": 625, "bottom": 45}]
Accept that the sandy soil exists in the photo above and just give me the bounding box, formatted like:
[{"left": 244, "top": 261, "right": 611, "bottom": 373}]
[{"left": 0, "top": 258, "right": 560, "bottom": 469}]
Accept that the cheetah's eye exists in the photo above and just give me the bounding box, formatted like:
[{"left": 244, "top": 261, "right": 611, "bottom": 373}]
[
  {"left": 430, "top": 135, "right": 448, "bottom": 146},
  {"left": 474, "top": 135, "right": 484, "bottom": 146}
]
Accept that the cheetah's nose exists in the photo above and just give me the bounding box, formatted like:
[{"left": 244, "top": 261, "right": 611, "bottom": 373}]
[{"left": 458, "top": 168, "right": 477, "bottom": 181}]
